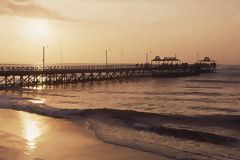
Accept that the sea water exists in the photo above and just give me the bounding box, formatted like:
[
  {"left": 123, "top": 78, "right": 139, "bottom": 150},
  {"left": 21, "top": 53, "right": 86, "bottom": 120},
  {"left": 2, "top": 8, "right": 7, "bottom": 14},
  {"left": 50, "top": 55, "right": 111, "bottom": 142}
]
[{"left": 0, "top": 65, "right": 239, "bottom": 159}]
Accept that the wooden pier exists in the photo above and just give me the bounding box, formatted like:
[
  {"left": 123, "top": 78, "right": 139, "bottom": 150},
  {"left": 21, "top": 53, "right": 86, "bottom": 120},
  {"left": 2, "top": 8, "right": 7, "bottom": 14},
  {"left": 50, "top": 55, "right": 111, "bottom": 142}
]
[{"left": 0, "top": 57, "right": 216, "bottom": 87}]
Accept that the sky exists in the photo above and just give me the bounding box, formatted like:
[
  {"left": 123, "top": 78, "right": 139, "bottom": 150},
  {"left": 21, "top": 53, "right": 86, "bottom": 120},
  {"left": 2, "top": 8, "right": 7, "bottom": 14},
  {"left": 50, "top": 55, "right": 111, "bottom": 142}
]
[{"left": 0, "top": 0, "right": 240, "bottom": 65}]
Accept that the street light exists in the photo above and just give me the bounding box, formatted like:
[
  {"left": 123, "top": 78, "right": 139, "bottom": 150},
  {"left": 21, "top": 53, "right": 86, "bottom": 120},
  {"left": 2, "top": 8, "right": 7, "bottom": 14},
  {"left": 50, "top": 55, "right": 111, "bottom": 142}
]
[
  {"left": 61, "top": 44, "right": 63, "bottom": 68},
  {"left": 105, "top": 49, "right": 111, "bottom": 65},
  {"left": 43, "top": 46, "right": 48, "bottom": 70},
  {"left": 146, "top": 52, "right": 149, "bottom": 64},
  {"left": 145, "top": 50, "right": 152, "bottom": 64}
]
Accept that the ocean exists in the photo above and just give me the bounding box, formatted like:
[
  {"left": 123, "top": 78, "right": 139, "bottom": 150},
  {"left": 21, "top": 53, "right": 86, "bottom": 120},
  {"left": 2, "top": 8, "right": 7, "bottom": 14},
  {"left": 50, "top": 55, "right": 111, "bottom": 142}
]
[{"left": 0, "top": 65, "right": 239, "bottom": 160}]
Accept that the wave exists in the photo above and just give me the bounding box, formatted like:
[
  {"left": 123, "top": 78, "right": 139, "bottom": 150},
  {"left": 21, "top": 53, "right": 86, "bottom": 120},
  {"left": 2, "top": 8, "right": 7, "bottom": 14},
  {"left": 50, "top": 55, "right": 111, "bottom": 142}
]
[
  {"left": 1, "top": 105, "right": 240, "bottom": 137},
  {"left": 0, "top": 86, "right": 32, "bottom": 91},
  {"left": 190, "top": 106, "right": 239, "bottom": 113},
  {"left": 184, "top": 86, "right": 223, "bottom": 89},
  {"left": 182, "top": 91, "right": 222, "bottom": 96},
  {"left": 1, "top": 104, "right": 240, "bottom": 127},
  {"left": 0, "top": 105, "right": 82, "bottom": 118},
  {"left": 186, "top": 79, "right": 240, "bottom": 84},
  {"left": 132, "top": 123, "right": 238, "bottom": 147}
]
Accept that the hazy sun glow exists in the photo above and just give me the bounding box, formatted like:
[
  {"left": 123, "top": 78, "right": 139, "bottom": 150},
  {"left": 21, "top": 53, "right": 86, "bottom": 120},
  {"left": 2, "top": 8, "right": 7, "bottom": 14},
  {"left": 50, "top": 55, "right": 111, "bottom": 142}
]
[{"left": 26, "top": 19, "right": 49, "bottom": 38}]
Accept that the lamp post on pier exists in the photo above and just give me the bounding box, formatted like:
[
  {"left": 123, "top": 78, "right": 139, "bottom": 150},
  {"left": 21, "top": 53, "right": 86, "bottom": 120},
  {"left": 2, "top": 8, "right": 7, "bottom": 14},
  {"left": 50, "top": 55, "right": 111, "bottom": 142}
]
[
  {"left": 105, "top": 49, "right": 111, "bottom": 65},
  {"left": 146, "top": 52, "right": 149, "bottom": 64},
  {"left": 43, "top": 46, "right": 48, "bottom": 70}
]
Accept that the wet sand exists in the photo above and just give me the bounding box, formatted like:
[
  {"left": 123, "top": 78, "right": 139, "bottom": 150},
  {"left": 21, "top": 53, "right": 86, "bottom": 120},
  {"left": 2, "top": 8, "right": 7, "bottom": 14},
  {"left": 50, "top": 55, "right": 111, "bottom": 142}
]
[{"left": 0, "top": 109, "right": 165, "bottom": 160}]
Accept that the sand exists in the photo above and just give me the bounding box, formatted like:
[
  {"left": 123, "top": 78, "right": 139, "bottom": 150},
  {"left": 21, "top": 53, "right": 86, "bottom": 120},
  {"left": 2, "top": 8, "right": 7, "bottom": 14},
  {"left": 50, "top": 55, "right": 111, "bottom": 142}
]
[{"left": 0, "top": 109, "right": 165, "bottom": 160}]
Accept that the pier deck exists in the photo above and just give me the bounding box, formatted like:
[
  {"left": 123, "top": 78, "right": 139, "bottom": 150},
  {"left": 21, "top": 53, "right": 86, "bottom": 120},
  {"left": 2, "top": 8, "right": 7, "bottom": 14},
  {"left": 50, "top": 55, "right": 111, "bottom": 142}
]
[{"left": 0, "top": 63, "right": 216, "bottom": 87}]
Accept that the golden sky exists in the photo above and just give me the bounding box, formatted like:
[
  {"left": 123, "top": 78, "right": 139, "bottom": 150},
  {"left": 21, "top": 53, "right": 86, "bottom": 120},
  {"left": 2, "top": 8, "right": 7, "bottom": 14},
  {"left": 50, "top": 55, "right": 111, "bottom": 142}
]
[{"left": 0, "top": 0, "right": 240, "bottom": 64}]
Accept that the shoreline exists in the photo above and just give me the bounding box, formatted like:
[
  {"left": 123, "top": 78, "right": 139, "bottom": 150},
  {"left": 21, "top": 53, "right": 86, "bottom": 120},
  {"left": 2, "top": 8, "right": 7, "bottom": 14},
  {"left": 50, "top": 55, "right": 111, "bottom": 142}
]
[{"left": 0, "top": 109, "right": 165, "bottom": 160}]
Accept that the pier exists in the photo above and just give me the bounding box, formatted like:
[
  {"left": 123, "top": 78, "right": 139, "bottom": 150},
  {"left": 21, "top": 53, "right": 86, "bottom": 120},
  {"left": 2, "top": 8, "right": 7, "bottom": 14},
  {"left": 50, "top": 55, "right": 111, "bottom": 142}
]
[{"left": 0, "top": 57, "right": 216, "bottom": 87}]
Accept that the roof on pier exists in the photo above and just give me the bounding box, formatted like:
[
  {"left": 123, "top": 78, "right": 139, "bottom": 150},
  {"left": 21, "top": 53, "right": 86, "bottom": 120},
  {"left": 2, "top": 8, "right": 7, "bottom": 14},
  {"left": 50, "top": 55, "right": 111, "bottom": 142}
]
[
  {"left": 151, "top": 56, "right": 180, "bottom": 62},
  {"left": 198, "top": 57, "right": 216, "bottom": 63}
]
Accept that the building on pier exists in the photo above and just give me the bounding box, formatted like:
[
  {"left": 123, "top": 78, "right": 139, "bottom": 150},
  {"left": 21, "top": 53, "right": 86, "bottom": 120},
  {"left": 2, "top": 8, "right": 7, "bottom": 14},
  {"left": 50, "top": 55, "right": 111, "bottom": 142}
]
[
  {"left": 197, "top": 57, "right": 216, "bottom": 64},
  {"left": 151, "top": 56, "right": 181, "bottom": 65},
  {"left": 196, "top": 57, "right": 217, "bottom": 73}
]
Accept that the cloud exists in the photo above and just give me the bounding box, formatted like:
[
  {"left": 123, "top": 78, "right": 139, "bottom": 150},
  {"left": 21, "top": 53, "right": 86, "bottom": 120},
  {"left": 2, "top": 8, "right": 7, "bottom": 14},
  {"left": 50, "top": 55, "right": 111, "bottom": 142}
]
[{"left": 0, "top": 0, "right": 69, "bottom": 21}]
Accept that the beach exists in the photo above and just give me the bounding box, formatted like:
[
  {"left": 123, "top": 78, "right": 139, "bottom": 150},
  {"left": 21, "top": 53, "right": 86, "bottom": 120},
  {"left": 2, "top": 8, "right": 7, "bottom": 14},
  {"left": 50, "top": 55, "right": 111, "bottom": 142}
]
[{"left": 0, "top": 109, "right": 163, "bottom": 160}]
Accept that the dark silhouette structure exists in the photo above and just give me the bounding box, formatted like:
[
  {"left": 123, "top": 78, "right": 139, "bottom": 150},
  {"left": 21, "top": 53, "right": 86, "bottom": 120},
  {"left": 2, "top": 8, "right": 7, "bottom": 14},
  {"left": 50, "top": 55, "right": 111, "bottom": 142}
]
[{"left": 0, "top": 57, "right": 216, "bottom": 87}]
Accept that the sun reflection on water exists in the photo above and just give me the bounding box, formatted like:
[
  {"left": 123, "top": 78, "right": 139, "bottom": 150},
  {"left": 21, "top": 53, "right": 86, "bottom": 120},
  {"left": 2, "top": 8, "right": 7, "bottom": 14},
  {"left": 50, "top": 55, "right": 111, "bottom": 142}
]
[
  {"left": 29, "top": 98, "right": 46, "bottom": 104},
  {"left": 31, "top": 85, "right": 46, "bottom": 90},
  {"left": 19, "top": 112, "right": 43, "bottom": 154}
]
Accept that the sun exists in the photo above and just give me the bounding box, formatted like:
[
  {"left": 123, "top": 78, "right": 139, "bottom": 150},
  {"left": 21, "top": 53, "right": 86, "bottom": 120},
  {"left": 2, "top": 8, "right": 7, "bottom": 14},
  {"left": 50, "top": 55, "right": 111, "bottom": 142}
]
[
  {"left": 26, "top": 19, "right": 49, "bottom": 38},
  {"left": 35, "top": 22, "right": 47, "bottom": 34},
  {"left": 32, "top": 19, "right": 48, "bottom": 35}
]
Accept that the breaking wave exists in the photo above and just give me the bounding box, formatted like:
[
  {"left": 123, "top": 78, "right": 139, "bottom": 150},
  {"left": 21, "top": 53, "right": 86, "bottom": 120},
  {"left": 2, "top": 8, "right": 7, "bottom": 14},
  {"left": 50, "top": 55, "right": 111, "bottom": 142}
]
[{"left": 1, "top": 105, "right": 240, "bottom": 146}]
